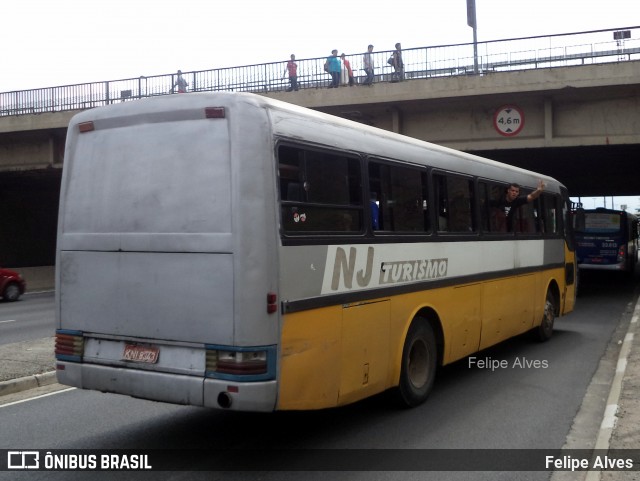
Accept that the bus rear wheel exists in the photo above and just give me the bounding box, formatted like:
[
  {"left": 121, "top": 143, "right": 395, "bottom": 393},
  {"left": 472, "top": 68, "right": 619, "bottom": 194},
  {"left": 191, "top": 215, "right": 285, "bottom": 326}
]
[
  {"left": 395, "top": 318, "right": 437, "bottom": 408},
  {"left": 532, "top": 290, "right": 555, "bottom": 342}
]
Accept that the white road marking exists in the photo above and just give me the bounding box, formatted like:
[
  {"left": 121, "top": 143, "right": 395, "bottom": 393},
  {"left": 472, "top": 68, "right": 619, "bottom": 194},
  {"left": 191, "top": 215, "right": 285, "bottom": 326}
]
[{"left": 0, "top": 387, "right": 76, "bottom": 408}]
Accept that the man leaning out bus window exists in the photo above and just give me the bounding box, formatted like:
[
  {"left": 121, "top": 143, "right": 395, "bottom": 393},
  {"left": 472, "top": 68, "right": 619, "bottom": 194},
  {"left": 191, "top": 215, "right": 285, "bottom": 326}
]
[{"left": 493, "top": 179, "right": 546, "bottom": 232}]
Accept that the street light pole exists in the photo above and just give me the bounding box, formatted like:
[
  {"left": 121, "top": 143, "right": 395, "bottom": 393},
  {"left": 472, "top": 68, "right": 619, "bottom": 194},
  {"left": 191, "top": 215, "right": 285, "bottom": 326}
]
[{"left": 467, "top": 0, "right": 478, "bottom": 74}]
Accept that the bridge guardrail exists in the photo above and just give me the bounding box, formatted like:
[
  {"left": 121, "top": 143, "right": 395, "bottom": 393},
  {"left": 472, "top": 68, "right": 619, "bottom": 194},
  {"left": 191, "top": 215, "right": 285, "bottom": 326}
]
[{"left": 1, "top": 26, "right": 639, "bottom": 117}]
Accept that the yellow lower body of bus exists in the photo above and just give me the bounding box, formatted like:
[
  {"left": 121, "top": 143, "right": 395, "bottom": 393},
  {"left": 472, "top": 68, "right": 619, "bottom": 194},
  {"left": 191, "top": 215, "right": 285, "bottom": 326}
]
[{"left": 277, "top": 265, "right": 574, "bottom": 410}]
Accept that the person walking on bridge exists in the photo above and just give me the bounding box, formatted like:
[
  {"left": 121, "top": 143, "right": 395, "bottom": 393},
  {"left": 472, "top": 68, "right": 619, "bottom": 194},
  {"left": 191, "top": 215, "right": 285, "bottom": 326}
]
[
  {"left": 391, "top": 43, "right": 404, "bottom": 82},
  {"left": 171, "top": 70, "right": 188, "bottom": 93},
  {"left": 362, "top": 44, "right": 375, "bottom": 85},
  {"left": 282, "top": 54, "right": 299, "bottom": 92},
  {"left": 325, "top": 49, "right": 341, "bottom": 88},
  {"left": 340, "top": 53, "right": 355, "bottom": 86}
]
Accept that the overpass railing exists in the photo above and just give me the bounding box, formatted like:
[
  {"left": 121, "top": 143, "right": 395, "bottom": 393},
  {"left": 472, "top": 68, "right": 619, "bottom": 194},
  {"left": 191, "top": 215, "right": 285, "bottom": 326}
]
[{"left": 1, "top": 26, "right": 639, "bottom": 117}]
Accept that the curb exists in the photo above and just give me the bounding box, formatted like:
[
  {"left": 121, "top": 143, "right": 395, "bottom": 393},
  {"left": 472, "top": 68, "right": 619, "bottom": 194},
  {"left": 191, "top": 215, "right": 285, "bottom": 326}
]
[{"left": 0, "top": 371, "right": 57, "bottom": 397}]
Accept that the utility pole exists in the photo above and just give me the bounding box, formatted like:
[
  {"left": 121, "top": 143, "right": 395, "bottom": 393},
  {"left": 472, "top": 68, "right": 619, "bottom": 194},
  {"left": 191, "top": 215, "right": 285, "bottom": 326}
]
[{"left": 467, "top": 0, "right": 478, "bottom": 74}]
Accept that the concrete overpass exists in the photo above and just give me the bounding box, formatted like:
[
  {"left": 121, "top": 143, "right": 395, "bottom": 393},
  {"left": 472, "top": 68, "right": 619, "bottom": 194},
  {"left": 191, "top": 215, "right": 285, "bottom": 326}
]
[
  {"left": 269, "top": 61, "right": 640, "bottom": 196},
  {"left": 1, "top": 43, "right": 640, "bottom": 267}
]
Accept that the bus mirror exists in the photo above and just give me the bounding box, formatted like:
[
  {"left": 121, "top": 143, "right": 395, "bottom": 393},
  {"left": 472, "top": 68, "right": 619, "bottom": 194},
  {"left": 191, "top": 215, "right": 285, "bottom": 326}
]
[{"left": 574, "top": 209, "right": 586, "bottom": 231}]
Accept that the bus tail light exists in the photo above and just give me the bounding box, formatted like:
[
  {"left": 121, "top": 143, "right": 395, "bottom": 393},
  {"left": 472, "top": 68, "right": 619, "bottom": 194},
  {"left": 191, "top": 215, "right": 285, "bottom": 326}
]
[
  {"left": 55, "top": 329, "right": 84, "bottom": 362},
  {"left": 618, "top": 244, "right": 627, "bottom": 263},
  {"left": 267, "top": 292, "right": 278, "bottom": 314},
  {"left": 78, "top": 121, "right": 95, "bottom": 133},
  {"left": 205, "top": 345, "right": 276, "bottom": 380},
  {"left": 205, "top": 107, "right": 225, "bottom": 118},
  {"left": 217, "top": 351, "right": 268, "bottom": 375}
]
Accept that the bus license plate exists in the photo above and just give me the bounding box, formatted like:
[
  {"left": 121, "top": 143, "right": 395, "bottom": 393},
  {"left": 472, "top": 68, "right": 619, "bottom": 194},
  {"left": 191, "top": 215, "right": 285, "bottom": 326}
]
[{"left": 122, "top": 344, "right": 159, "bottom": 363}]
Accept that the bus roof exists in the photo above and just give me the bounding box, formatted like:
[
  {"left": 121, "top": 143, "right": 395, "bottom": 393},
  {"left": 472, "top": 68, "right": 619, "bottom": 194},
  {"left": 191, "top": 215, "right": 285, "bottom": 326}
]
[{"left": 69, "top": 91, "right": 564, "bottom": 193}]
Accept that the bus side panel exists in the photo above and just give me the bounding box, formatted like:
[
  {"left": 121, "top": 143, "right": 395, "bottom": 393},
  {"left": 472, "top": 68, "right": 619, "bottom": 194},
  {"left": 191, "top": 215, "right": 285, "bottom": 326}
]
[
  {"left": 388, "top": 284, "right": 482, "bottom": 368},
  {"left": 447, "top": 284, "right": 482, "bottom": 362},
  {"left": 278, "top": 306, "right": 342, "bottom": 410},
  {"left": 338, "top": 300, "right": 390, "bottom": 406},
  {"left": 479, "top": 274, "right": 535, "bottom": 351}
]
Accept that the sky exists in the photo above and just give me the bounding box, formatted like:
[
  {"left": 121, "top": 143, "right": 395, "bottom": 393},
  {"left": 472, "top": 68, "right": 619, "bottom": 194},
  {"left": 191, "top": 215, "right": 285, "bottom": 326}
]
[
  {"left": 572, "top": 196, "right": 640, "bottom": 213},
  {"left": 571, "top": 195, "right": 640, "bottom": 214},
  {"left": 2, "top": 0, "right": 637, "bottom": 92},
  {"left": 2, "top": 0, "right": 639, "bottom": 209}
]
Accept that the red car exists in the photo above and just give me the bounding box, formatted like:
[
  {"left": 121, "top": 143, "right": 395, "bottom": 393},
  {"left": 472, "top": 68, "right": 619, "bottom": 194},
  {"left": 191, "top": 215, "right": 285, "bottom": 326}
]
[{"left": 0, "top": 267, "right": 26, "bottom": 301}]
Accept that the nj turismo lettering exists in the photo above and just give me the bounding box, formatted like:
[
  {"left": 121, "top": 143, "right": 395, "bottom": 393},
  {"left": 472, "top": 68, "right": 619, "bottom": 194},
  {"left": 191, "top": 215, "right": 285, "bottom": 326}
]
[
  {"left": 331, "top": 247, "right": 374, "bottom": 290},
  {"left": 330, "top": 246, "right": 448, "bottom": 291},
  {"left": 380, "top": 259, "right": 448, "bottom": 285}
]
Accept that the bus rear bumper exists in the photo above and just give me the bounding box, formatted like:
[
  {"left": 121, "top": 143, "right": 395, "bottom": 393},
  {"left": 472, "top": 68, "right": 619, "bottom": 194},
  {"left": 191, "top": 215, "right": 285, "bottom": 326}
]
[{"left": 56, "top": 362, "right": 277, "bottom": 412}]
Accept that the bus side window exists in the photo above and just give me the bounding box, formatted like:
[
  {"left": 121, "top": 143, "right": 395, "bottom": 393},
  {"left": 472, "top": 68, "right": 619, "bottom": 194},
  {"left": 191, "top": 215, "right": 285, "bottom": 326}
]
[
  {"left": 286, "top": 182, "right": 303, "bottom": 202},
  {"left": 435, "top": 174, "right": 474, "bottom": 233},
  {"left": 277, "top": 144, "right": 363, "bottom": 234},
  {"left": 512, "top": 200, "right": 537, "bottom": 234},
  {"left": 479, "top": 181, "right": 507, "bottom": 233},
  {"left": 533, "top": 198, "right": 544, "bottom": 233},
  {"left": 370, "top": 196, "right": 380, "bottom": 230},
  {"left": 541, "top": 194, "right": 558, "bottom": 234},
  {"left": 368, "top": 160, "right": 429, "bottom": 233},
  {"left": 278, "top": 152, "right": 303, "bottom": 202},
  {"left": 435, "top": 175, "right": 448, "bottom": 231},
  {"left": 491, "top": 208, "right": 507, "bottom": 232}
]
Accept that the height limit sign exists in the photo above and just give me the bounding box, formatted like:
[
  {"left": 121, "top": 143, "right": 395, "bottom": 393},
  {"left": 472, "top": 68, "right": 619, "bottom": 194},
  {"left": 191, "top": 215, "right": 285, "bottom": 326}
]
[{"left": 493, "top": 105, "right": 524, "bottom": 136}]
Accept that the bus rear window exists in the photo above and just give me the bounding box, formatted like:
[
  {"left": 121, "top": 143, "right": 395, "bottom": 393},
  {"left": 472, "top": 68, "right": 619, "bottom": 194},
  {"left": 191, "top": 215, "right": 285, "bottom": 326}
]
[{"left": 278, "top": 145, "right": 362, "bottom": 234}]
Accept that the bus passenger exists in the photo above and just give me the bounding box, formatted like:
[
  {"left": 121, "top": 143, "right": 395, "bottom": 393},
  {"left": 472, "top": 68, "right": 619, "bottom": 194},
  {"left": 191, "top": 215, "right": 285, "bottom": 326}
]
[{"left": 494, "top": 180, "right": 545, "bottom": 231}]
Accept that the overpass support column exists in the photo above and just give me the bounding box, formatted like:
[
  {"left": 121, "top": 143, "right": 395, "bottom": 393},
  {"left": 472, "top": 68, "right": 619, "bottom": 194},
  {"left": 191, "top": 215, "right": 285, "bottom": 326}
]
[
  {"left": 544, "top": 98, "right": 553, "bottom": 143},
  {"left": 48, "top": 136, "right": 55, "bottom": 167},
  {"left": 390, "top": 107, "right": 402, "bottom": 134}
]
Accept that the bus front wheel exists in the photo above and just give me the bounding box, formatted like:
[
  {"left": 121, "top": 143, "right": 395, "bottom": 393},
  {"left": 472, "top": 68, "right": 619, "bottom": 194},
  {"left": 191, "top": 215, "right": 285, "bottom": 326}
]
[{"left": 395, "top": 318, "right": 437, "bottom": 408}]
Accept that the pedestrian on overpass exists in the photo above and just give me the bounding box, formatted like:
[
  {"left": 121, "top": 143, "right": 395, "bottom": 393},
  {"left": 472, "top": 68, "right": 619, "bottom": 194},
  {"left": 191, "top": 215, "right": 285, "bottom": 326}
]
[
  {"left": 391, "top": 43, "right": 404, "bottom": 82},
  {"left": 340, "top": 53, "right": 355, "bottom": 86},
  {"left": 170, "top": 70, "right": 188, "bottom": 93},
  {"left": 362, "top": 44, "right": 375, "bottom": 85},
  {"left": 282, "top": 54, "right": 299, "bottom": 92},
  {"left": 325, "top": 50, "right": 341, "bottom": 88}
]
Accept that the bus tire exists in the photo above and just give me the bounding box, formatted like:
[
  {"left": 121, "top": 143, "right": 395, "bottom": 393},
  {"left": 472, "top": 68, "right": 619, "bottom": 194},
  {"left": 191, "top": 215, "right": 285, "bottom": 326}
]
[
  {"left": 533, "top": 290, "right": 555, "bottom": 342},
  {"left": 395, "top": 318, "right": 437, "bottom": 408}
]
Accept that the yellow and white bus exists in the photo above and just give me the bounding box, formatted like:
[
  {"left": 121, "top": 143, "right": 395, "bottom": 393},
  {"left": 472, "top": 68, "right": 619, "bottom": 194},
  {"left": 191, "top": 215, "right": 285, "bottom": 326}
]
[{"left": 55, "top": 92, "right": 576, "bottom": 411}]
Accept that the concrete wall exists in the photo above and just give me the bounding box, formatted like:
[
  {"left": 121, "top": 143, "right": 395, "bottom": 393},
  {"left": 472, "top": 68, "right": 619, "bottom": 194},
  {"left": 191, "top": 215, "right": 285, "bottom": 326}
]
[
  {"left": 0, "top": 134, "right": 55, "bottom": 170},
  {"left": 16, "top": 266, "right": 55, "bottom": 292}
]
